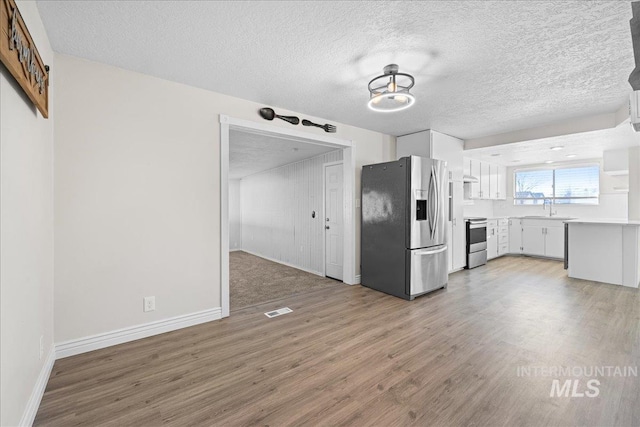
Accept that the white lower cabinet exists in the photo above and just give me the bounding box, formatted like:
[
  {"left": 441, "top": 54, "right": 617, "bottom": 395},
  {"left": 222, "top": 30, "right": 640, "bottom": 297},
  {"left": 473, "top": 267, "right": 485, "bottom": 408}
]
[
  {"left": 487, "top": 218, "right": 509, "bottom": 260},
  {"left": 487, "top": 220, "right": 498, "bottom": 260},
  {"left": 522, "top": 226, "right": 546, "bottom": 256},
  {"left": 498, "top": 224, "right": 509, "bottom": 255},
  {"left": 516, "top": 218, "right": 565, "bottom": 259},
  {"left": 509, "top": 219, "right": 522, "bottom": 254},
  {"left": 544, "top": 226, "right": 565, "bottom": 259}
]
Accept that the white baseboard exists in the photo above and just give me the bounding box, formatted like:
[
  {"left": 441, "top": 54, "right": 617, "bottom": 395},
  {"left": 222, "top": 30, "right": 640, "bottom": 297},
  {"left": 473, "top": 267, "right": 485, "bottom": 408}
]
[
  {"left": 241, "top": 249, "right": 324, "bottom": 277},
  {"left": 354, "top": 274, "right": 361, "bottom": 284},
  {"left": 229, "top": 248, "right": 242, "bottom": 252},
  {"left": 56, "top": 307, "right": 222, "bottom": 359},
  {"left": 20, "top": 347, "right": 55, "bottom": 427}
]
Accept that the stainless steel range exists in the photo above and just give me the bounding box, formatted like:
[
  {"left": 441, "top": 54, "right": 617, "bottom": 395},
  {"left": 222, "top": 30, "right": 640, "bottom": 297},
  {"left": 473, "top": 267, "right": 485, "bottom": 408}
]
[{"left": 465, "top": 217, "right": 487, "bottom": 269}]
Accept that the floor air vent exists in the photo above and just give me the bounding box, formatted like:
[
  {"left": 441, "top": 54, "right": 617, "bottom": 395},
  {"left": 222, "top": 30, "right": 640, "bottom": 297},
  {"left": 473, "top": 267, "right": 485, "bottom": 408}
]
[{"left": 264, "top": 307, "right": 293, "bottom": 318}]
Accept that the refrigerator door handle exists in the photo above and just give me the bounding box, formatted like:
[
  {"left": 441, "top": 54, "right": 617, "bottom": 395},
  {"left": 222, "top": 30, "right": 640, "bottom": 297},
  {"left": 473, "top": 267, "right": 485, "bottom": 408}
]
[
  {"left": 427, "top": 168, "right": 434, "bottom": 239},
  {"left": 413, "top": 245, "right": 448, "bottom": 256},
  {"left": 432, "top": 164, "right": 439, "bottom": 239}
]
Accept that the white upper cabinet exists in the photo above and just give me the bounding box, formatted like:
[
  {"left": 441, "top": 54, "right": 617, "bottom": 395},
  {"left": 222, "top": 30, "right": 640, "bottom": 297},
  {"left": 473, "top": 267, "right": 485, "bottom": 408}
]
[
  {"left": 480, "top": 162, "right": 491, "bottom": 200},
  {"left": 397, "top": 130, "right": 464, "bottom": 183},
  {"left": 431, "top": 131, "right": 464, "bottom": 182},
  {"left": 396, "top": 130, "right": 431, "bottom": 159},
  {"left": 496, "top": 164, "right": 507, "bottom": 200},
  {"left": 467, "top": 159, "right": 482, "bottom": 199},
  {"left": 489, "top": 163, "right": 507, "bottom": 200},
  {"left": 463, "top": 158, "right": 508, "bottom": 200}
]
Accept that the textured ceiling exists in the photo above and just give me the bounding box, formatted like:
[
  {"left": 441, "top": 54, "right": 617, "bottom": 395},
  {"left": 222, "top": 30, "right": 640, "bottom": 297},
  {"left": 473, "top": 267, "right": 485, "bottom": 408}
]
[
  {"left": 229, "top": 130, "right": 337, "bottom": 180},
  {"left": 465, "top": 121, "right": 640, "bottom": 166},
  {"left": 37, "top": 1, "right": 634, "bottom": 139}
]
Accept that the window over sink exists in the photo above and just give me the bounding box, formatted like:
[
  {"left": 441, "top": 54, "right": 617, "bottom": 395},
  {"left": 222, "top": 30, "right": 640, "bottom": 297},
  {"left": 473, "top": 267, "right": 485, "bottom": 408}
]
[{"left": 514, "top": 164, "right": 599, "bottom": 205}]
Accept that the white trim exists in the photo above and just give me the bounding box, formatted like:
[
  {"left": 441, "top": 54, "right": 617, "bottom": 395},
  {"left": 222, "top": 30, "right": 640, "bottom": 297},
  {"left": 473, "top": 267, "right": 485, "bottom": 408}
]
[
  {"left": 354, "top": 274, "right": 361, "bottom": 285},
  {"left": 221, "top": 119, "right": 230, "bottom": 318},
  {"left": 221, "top": 115, "right": 353, "bottom": 148},
  {"left": 229, "top": 248, "right": 242, "bottom": 252},
  {"left": 241, "top": 249, "right": 324, "bottom": 277},
  {"left": 55, "top": 308, "right": 222, "bottom": 359},
  {"left": 342, "top": 146, "right": 356, "bottom": 285},
  {"left": 19, "top": 347, "right": 55, "bottom": 427},
  {"left": 220, "top": 114, "right": 357, "bottom": 315}
]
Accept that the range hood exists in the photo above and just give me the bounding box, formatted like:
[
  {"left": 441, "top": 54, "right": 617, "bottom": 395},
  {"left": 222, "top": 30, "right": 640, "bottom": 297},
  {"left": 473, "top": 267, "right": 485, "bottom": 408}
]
[{"left": 463, "top": 175, "right": 479, "bottom": 183}]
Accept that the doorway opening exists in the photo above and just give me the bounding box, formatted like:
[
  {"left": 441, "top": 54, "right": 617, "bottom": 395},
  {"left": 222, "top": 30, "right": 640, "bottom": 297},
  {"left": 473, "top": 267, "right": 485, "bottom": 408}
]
[{"left": 220, "top": 115, "right": 356, "bottom": 316}]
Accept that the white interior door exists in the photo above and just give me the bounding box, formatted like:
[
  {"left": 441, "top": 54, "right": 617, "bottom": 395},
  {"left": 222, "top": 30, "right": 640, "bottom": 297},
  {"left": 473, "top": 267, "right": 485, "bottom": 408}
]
[{"left": 324, "top": 163, "right": 343, "bottom": 280}]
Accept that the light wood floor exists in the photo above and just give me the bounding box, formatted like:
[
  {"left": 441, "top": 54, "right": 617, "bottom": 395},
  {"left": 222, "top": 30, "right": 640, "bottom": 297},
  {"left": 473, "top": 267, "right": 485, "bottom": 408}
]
[
  {"left": 230, "top": 251, "right": 340, "bottom": 309},
  {"left": 35, "top": 257, "right": 640, "bottom": 426}
]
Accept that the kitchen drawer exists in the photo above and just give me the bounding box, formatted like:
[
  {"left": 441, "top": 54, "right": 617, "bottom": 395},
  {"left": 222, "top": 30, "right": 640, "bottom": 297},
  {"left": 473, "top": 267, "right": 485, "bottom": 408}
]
[
  {"left": 498, "top": 234, "right": 509, "bottom": 244},
  {"left": 488, "top": 219, "right": 498, "bottom": 227},
  {"left": 498, "top": 218, "right": 509, "bottom": 226},
  {"left": 498, "top": 226, "right": 508, "bottom": 234},
  {"left": 498, "top": 243, "right": 508, "bottom": 255}
]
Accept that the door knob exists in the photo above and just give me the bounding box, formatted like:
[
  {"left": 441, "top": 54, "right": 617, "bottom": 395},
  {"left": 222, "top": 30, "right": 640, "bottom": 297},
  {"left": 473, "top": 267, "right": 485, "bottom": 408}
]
[
  {"left": 326, "top": 218, "right": 330, "bottom": 221},
  {"left": 325, "top": 226, "right": 330, "bottom": 229}
]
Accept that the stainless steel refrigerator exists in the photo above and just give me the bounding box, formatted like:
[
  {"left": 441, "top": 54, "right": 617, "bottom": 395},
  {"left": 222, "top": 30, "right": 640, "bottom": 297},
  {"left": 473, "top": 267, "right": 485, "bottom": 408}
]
[{"left": 361, "top": 156, "right": 448, "bottom": 300}]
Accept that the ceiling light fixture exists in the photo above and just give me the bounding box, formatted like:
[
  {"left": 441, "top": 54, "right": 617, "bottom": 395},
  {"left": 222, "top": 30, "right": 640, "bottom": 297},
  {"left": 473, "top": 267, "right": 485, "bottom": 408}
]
[
  {"left": 566, "top": 154, "right": 577, "bottom": 158},
  {"left": 545, "top": 160, "right": 555, "bottom": 164},
  {"left": 550, "top": 146, "right": 564, "bottom": 151},
  {"left": 368, "top": 64, "right": 415, "bottom": 113}
]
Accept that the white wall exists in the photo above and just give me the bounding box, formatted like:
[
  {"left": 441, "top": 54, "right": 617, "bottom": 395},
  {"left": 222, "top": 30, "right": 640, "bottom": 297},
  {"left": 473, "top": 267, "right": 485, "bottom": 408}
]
[
  {"left": 0, "top": 2, "right": 55, "bottom": 425},
  {"left": 53, "top": 54, "right": 394, "bottom": 343},
  {"left": 229, "top": 179, "right": 242, "bottom": 250},
  {"left": 493, "top": 159, "right": 628, "bottom": 219},
  {"left": 240, "top": 150, "right": 343, "bottom": 274},
  {"left": 463, "top": 199, "right": 495, "bottom": 218}
]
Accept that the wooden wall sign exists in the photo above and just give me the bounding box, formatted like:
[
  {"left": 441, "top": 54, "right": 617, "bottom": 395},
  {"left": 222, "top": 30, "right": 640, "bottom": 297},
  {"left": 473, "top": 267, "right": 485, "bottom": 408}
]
[{"left": 0, "top": 0, "right": 49, "bottom": 118}]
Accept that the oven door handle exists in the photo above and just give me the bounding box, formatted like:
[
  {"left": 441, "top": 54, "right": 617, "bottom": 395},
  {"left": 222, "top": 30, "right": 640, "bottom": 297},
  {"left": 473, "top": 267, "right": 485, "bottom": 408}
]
[{"left": 469, "top": 223, "right": 487, "bottom": 229}]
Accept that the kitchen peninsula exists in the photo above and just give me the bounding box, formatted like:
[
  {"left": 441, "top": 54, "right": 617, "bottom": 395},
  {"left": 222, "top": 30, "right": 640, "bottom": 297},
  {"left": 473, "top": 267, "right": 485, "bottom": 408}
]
[{"left": 566, "top": 219, "right": 640, "bottom": 288}]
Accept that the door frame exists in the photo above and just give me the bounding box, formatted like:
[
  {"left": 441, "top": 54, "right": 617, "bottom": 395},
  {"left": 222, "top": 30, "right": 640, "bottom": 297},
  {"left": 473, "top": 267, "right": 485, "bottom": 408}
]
[
  {"left": 322, "top": 160, "right": 344, "bottom": 278},
  {"left": 219, "top": 114, "right": 356, "bottom": 317}
]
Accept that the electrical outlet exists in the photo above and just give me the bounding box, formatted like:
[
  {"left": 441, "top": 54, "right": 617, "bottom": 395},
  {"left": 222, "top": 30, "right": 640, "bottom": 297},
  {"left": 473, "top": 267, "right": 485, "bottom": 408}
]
[
  {"left": 143, "top": 296, "right": 156, "bottom": 312},
  {"left": 39, "top": 336, "right": 44, "bottom": 360}
]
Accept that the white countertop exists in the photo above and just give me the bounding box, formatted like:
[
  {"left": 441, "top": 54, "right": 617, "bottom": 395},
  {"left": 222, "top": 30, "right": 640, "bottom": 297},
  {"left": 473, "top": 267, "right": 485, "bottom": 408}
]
[
  {"left": 510, "top": 216, "right": 576, "bottom": 221},
  {"left": 566, "top": 218, "right": 640, "bottom": 226}
]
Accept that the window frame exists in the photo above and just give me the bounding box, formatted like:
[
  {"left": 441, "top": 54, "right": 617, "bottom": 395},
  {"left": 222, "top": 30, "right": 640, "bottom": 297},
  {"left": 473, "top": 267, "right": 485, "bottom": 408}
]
[{"left": 513, "top": 163, "right": 600, "bottom": 205}]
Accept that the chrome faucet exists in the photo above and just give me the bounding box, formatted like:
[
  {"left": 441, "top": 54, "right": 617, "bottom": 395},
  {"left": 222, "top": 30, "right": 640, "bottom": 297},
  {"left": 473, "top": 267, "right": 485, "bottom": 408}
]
[{"left": 543, "top": 198, "right": 557, "bottom": 217}]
